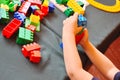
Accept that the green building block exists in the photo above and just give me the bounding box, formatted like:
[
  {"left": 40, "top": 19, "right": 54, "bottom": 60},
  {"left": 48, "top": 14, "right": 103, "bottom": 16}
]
[
  {"left": 25, "top": 18, "right": 40, "bottom": 32},
  {"left": 77, "top": 1, "right": 84, "bottom": 7},
  {"left": 64, "top": 7, "right": 74, "bottom": 17},
  {"left": 0, "top": 8, "right": 9, "bottom": 23},
  {"left": 0, "top": 0, "right": 10, "bottom": 5},
  {"left": 56, "top": 0, "right": 69, "bottom": 4},
  {"left": 16, "top": 27, "right": 34, "bottom": 45},
  {"left": 12, "top": 0, "right": 21, "bottom": 6},
  {"left": 8, "top": 2, "right": 18, "bottom": 12}
]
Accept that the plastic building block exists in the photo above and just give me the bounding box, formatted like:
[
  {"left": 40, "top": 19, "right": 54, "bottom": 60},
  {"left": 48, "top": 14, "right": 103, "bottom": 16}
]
[
  {"left": 14, "top": 11, "right": 26, "bottom": 23},
  {"left": 27, "top": 0, "right": 42, "bottom": 8},
  {"left": 77, "top": 1, "right": 84, "bottom": 7},
  {"left": 48, "top": 2, "right": 55, "bottom": 12},
  {"left": 29, "top": 5, "right": 39, "bottom": 13},
  {"left": 67, "top": 0, "right": 84, "bottom": 15},
  {"left": 64, "top": 7, "right": 74, "bottom": 17},
  {"left": 22, "top": 42, "right": 41, "bottom": 57},
  {"left": 18, "top": 1, "right": 31, "bottom": 15},
  {"left": 78, "top": 14, "right": 87, "bottom": 26},
  {"left": 2, "top": 18, "right": 22, "bottom": 38},
  {"left": 0, "top": 0, "right": 10, "bottom": 5},
  {"left": 0, "top": 8, "right": 9, "bottom": 23},
  {"left": 56, "top": 0, "right": 68, "bottom": 4},
  {"left": 0, "top": 4, "right": 9, "bottom": 11},
  {"left": 42, "top": 0, "right": 49, "bottom": 7},
  {"left": 12, "top": 0, "right": 21, "bottom": 6},
  {"left": 41, "top": 5, "right": 49, "bottom": 16},
  {"left": 87, "top": 0, "right": 120, "bottom": 12},
  {"left": 30, "top": 50, "right": 41, "bottom": 63},
  {"left": 30, "top": 14, "right": 40, "bottom": 26},
  {"left": 8, "top": 2, "right": 18, "bottom": 12},
  {"left": 34, "top": 10, "right": 45, "bottom": 20},
  {"left": 60, "top": 42, "right": 63, "bottom": 49},
  {"left": 16, "top": 27, "right": 34, "bottom": 45},
  {"left": 26, "top": 25, "right": 36, "bottom": 33}
]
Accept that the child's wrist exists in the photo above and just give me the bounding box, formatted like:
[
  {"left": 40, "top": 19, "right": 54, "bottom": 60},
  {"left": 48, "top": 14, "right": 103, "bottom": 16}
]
[{"left": 81, "top": 40, "right": 90, "bottom": 50}]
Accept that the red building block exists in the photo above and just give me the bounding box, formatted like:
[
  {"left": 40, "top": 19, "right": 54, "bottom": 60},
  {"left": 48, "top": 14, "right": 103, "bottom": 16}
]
[
  {"left": 75, "top": 32, "right": 84, "bottom": 45},
  {"left": 41, "top": 6, "right": 49, "bottom": 16},
  {"left": 22, "top": 42, "right": 41, "bottom": 57},
  {"left": 2, "top": 18, "right": 22, "bottom": 38},
  {"left": 34, "top": 10, "right": 45, "bottom": 20},
  {"left": 30, "top": 50, "right": 41, "bottom": 63},
  {"left": 26, "top": 25, "right": 36, "bottom": 33},
  {"left": 27, "top": 0, "right": 41, "bottom": 8},
  {"left": 18, "top": 1, "right": 31, "bottom": 15}
]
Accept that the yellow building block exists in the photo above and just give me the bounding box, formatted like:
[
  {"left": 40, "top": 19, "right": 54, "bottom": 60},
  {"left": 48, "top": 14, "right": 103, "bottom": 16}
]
[
  {"left": 67, "top": 0, "right": 84, "bottom": 15},
  {"left": 0, "top": 4, "right": 9, "bottom": 11},
  {"left": 30, "top": 14, "right": 40, "bottom": 26},
  {"left": 42, "top": 0, "right": 49, "bottom": 7},
  {"left": 87, "top": 0, "right": 120, "bottom": 12}
]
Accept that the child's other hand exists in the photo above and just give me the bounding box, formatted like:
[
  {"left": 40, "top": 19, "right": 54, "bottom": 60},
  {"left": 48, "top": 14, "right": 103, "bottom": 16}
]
[{"left": 63, "top": 13, "right": 82, "bottom": 35}]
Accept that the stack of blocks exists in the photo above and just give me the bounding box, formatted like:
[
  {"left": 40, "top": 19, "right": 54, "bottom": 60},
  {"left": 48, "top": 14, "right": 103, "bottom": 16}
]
[
  {"left": 22, "top": 42, "right": 41, "bottom": 63},
  {"left": 1, "top": 0, "right": 55, "bottom": 63}
]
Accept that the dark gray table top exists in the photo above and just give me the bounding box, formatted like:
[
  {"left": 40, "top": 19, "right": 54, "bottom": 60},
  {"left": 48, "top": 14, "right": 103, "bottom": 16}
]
[{"left": 0, "top": 0, "right": 120, "bottom": 80}]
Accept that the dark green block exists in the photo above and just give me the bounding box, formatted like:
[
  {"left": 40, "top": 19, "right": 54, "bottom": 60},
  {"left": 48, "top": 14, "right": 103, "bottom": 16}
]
[
  {"left": 64, "top": 7, "right": 74, "bottom": 17},
  {"left": 56, "top": 0, "right": 68, "bottom": 4}
]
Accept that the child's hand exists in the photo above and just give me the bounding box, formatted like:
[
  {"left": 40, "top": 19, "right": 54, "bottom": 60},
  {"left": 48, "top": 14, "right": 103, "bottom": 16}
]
[
  {"left": 63, "top": 13, "right": 82, "bottom": 35},
  {"left": 79, "top": 28, "right": 89, "bottom": 48}
]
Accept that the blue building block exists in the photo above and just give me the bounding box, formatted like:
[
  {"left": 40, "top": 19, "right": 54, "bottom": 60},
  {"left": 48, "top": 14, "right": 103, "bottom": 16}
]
[
  {"left": 49, "top": 2, "right": 55, "bottom": 12},
  {"left": 29, "top": 5, "right": 39, "bottom": 13},
  {"left": 78, "top": 14, "right": 87, "bottom": 26},
  {"left": 14, "top": 11, "right": 26, "bottom": 23},
  {"left": 60, "top": 42, "right": 63, "bottom": 49}
]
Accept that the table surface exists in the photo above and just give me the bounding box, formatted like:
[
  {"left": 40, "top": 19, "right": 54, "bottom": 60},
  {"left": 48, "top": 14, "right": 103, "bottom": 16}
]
[{"left": 0, "top": 0, "right": 120, "bottom": 80}]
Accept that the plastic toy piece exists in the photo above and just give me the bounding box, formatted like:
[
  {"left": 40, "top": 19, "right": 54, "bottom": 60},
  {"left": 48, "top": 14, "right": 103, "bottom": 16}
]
[
  {"left": 50, "top": 0, "right": 67, "bottom": 12},
  {"left": 41, "top": 5, "right": 49, "bottom": 16},
  {"left": 2, "top": 18, "right": 22, "bottom": 38},
  {"left": 29, "top": 5, "right": 39, "bottom": 13},
  {"left": 14, "top": 11, "right": 26, "bottom": 23},
  {"left": 26, "top": 25, "right": 36, "bottom": 33},
  {"left": 16, "top": 27, "right": 34, "bottom": 45},
  {"left": 56, "top": 0, "right": 68, "bottom": 4},
  {"left": 49, "top": 2, "right": 55, "bottom": 12},
  {"left": 87, "top": 0, "right": 120, "bottom": 12},
  {"left": 34, "top": 10, "right": 45, "bottom": 20},
  {"left": 30, "top": 14, "right": 40, "bottom": 26},
  {"left": 8, "top": 2, "right": 18, "bottom": 12},
  {"left": 64, "top": 7, "right": 74, "bottom": 17},
  {"left": 78, "top": 14, "right": 87, "bottom": 26},
  {"left": 18, "top": 1, "right": 31, "bottom": 15},
  {"left": 30, "top": 50, "right": 41, "bottom": 63},
  {"left": 0, "top": 8, "right": 9, "bottom": 23},
  {"left": 0, "top": 0, "right": 10, "bottom": 5},
  {"left": 42, "top": 0, "right": 49, "bottom": 7},
  {"left": 0, "top": 4, "right": 9, "bottom": 11},
  {"left": 25, "top": 18, "right": 40, "bottom": 32},
  {"left": 22, "top": 42, "right": 41, "bottom": 57},
  {"left": 27, "top": 0, "right": 42, "bottom": 8},
  {"left": 75, "top": 28, "right": 84, "bottom": 44},
  {"left": 11, "top": 0, "right": 21, "bottom": 6},
  {"left": 77, "top": 1, "right": 84, "bottom": 7},
  {"left": 67, "top": 0, "right": 84, "bottom": 15}
]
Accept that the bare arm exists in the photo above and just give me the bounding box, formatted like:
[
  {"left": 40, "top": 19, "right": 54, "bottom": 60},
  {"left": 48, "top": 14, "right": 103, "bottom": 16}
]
[
  {"left": 62, "top": 13, "right": 93, "bottom": 80},
  {"left": 79, "top": 29, "right": 119, "bottom": 80}
]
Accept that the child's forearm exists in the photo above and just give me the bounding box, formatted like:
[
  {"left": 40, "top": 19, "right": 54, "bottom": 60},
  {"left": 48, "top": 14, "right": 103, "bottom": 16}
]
[
  {"left": 63, "top": 32, "right": 83, "bottom": 76},
  {"left": 82, "top": 41, "right": 119, "bottom": 79}
]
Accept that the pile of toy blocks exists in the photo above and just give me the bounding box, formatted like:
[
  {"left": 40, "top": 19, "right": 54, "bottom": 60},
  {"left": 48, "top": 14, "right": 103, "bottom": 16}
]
[{"left": 1, "top": 0, "right": 55, "bottom": 63}]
